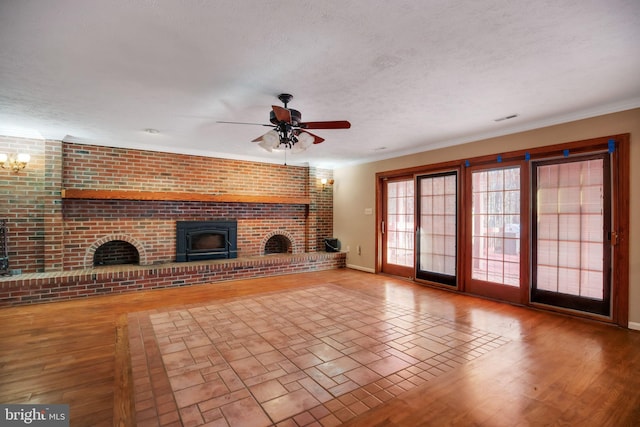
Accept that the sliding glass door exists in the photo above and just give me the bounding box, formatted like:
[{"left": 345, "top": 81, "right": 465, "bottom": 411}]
[
  {"left": 465, "top": 163, "right": 525, "bottom": 303},
  {"left": 376, "top": 134, "right": 627, "bottom": 324},
  {"left": 416, "top": 171, "right": 458, "bottom": 286},
  {"left": 531, "top": 155, "right": 611, "bottom": 316},
  {"left": 381, "top": 178, "right": 414, "bottom": 277}
]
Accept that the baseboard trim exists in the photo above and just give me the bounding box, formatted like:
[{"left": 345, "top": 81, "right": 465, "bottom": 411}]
[
  {"left": 347, "top": 264, "right": 375, "bottom": 273},
  {"left": 628, "top": 321, "right": 640, "bottom": 331}
]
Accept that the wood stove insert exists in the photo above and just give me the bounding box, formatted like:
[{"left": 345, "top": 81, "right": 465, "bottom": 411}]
[{"left": 176, "top": 220, "right": 238, "bottom": 262}]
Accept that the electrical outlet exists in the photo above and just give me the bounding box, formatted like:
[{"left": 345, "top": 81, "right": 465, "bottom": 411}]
[
  {"left": 357, "top": 245, "right": 361, "bottom": 255},
  {"left": 345, "top": 245, "right": 350, "bottom": 253}
]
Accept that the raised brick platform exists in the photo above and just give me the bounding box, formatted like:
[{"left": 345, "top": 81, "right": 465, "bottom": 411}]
[{"left": 0, "top": 252, "right": 346, "bottom": 307}]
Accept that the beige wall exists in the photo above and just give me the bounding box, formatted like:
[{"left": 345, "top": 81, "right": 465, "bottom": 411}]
[{"left": 333, "top": 108, "right": 640, "bottom": 325}]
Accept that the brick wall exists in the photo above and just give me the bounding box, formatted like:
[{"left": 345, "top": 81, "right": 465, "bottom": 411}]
[
  {"left": 0, "top": 136, "right": 48, "bottom": 273},
  {"left": 63, "top": 199, "right": 307, "bottom": 269},
  {"left": 313, "top": 167, "right": 335, "bottom": 250},
  {"left": 0, "top": 137, "right": 333, "bottom": 273},
  {"left": 62, "top": 143, "right": 308, "bottom": 196}
]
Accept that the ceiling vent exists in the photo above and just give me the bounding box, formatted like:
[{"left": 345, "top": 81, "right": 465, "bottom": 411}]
[{"left": 494, "top": 114, "right": 519, "bottom": 122}]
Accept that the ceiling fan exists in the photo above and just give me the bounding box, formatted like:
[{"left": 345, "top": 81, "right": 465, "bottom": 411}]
[{"left": 217, "top": 94, "right": 350, "bottom": 153}]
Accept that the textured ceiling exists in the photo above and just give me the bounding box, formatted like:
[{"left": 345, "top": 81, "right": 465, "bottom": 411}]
[{"left": 1, "top": 0, "right": 639, "bottom": 167}]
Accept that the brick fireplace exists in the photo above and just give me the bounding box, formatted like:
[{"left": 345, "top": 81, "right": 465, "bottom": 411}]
[
  {"left": 63, "top": 199, "right": 309, "bottom": 270},
  {"left": 0, "top": 137, "right": 344, "bottom": 306}
]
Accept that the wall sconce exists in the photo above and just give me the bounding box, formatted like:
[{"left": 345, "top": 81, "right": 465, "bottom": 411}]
[
  {"left": 0, "top": 153, "right": 31, "bottom": 172},
  {"left": 321, "top": 178, "right": 334, "bottom": 190}
]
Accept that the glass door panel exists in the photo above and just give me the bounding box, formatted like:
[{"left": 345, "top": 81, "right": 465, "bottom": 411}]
[
  {"left": 466, "top": 164, "right": 524, "bottom": 303},
  {"left": 531, "top": 155, "right": 611, "bottom": 316},
  {"left": 382, "top": 178, "right": 414, "bottom": 277},
  {"left": 417, "top": 172, "right": 457, "bottom": 286},
  {"left": 471, "top": 167, "right": 520, "bottom": 285}
]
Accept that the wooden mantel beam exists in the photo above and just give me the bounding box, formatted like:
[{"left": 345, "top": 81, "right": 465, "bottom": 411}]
[{"left": 61, "top": 189, "right": 311, "bottom": 205}]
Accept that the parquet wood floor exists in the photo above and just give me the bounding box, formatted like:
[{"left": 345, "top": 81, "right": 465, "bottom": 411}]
[{"left": 1, "top": 269, "right": 639, "bottom": 426}]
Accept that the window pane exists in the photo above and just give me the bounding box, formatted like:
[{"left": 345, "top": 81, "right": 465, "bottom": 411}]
[
  {"left": 504, "top": 168, "right": 520, "bottom": 190},
  {"left": 537, "top": 240, "right": 558, "bottom": 266},
  {"left": 387, "top": 180, "right": 414, "bottom": 267},
  {"left": 537, "top": 266, "right": 557, "bottom": 291},
  {"left": 418, "top": 173, "right": 457, "bottom": 277},
  {"left": 538, "top": 214, "right": 558, "bottom": 239},
  {"left": 504, "top": 190, "right": 520, "bottom": 214},
  {"left": 535, "top": 159, "right": 605, "bottom": 300},
  {"left": 558, "top": 214, "right": 581, "bottom": 240},
  {"left": 471, "top": 167, "right": 520, "bottom": 286},
  {"left": 581, "top": 270, "right": 604, "bottom": 299}
]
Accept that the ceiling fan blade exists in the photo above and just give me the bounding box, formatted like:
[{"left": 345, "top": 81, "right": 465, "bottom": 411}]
[
  {"left": 272, "top": 106, "right": 292, "bottom": 123},
  {"left": 296, "top": 130, "right": 325, "bottom": 144},
  {"left": 217, "top": 121, "right": 272, "bottom": 126},
  {"left": 299, "top": 120, "right": 351, "bottom": 130}
]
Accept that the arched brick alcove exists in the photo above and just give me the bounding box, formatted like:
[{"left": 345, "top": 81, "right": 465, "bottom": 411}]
[
  {"left": 94, "top": 240, "right": 139, "bottom": 266},
  {"left": 260, "top": 230, "right": 300, "bottom": 255},
  {"left": 84, "top": 234, "right": 148, "bottom": 268}
]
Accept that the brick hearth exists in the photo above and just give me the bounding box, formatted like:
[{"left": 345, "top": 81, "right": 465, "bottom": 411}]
[{"left": 0, "top": 252, "right": 345, "bottom": 307}]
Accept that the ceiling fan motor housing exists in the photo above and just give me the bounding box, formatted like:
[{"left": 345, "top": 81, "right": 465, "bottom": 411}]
[{"left": 270, "top": 109, "right": 302, "bottom": 126}]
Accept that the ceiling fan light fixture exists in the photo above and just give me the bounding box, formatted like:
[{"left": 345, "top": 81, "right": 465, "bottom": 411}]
[
  {"left": 297, "top": 131, "right": 314, "bottom": 147},
  {"left": 291, "top": 133, "right": 313, "bottom": 153},
  {"left": 255, "top": 130, "right": 282, "bottom": 152},
  {"left": 263, "top": 130, "right": 279, "bottom": 145},
  {"left": 258, "top": 140, "right": 274, "bottom": 152},
  {"left": 291, "top": 143, "right": 307, "bottom": 154}
]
